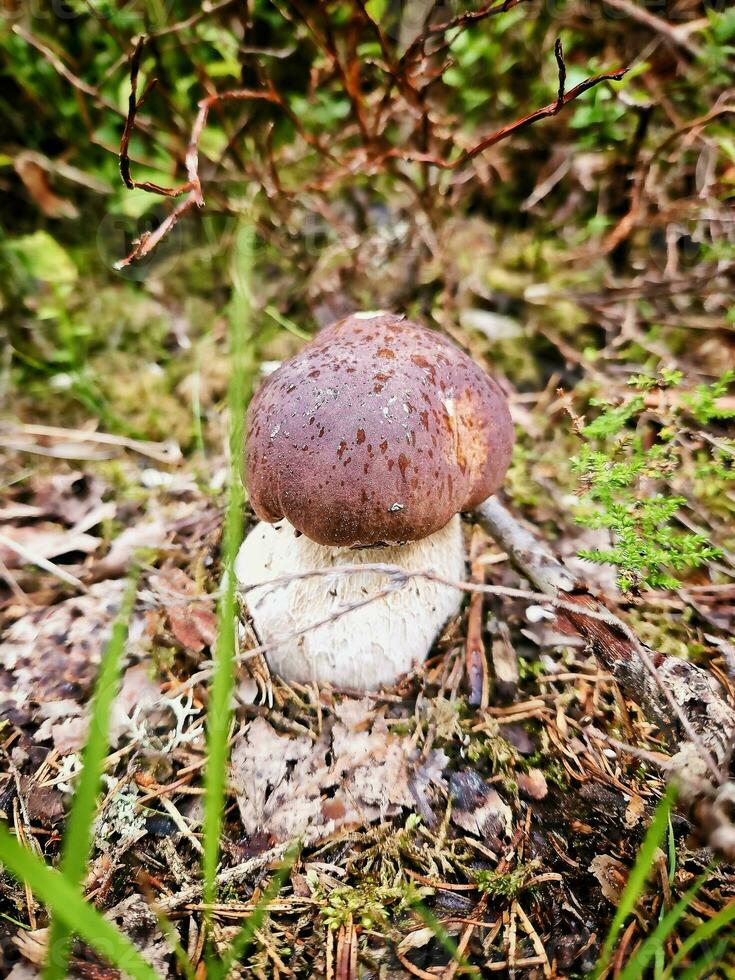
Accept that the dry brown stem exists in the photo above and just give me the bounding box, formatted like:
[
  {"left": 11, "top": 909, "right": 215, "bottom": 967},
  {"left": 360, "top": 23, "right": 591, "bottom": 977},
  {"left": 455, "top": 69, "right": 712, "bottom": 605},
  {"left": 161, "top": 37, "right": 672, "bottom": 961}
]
[
  {"left": 475, "top": 495, "right": 735, "bottom": 855},
  {"left": 114, "top": 24, "right": 627, "bottom": 266}
]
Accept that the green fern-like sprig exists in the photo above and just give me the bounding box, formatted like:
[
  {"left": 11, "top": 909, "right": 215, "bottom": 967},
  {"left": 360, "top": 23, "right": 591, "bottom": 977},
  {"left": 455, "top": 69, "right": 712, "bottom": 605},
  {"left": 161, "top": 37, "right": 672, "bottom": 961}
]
[{"left": 572, "top": 378, "right": 728, "bottom": 593}]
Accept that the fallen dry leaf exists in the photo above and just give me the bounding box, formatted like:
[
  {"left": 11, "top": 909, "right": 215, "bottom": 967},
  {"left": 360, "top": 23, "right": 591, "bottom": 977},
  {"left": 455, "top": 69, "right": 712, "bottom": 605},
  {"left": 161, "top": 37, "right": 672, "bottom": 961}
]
[
  {"left": 589, "top": 854, "right": 628, "bottom": 904},
  {"left": 21, "top": 777, "right": 64, "bottom": 826},
  {"left": 232, "top": 698, "right": 447, "bottom": 844},
  {"left": 517, "top": 768, "right": 548, "bottom": 800},
  {"left": 29, "top": 471, "right": 106, "bottom": 527},
  {"left": 624, "top": 794, "right": 646, "bottom": 828},
  {"left": 49, "top": 716, "right": 88, "bottom": 756},
  {"left": 109, "top": 663, "right": 163, "bottom": 745},
  {"left": 449, "top": 769, "right": 512, "bottom": 849},
  {"left": 0, "top": 583, "right": 159, "bottom": 751},
  {"left": 0, "top": 523, "right": 101, "bottom": 570},
  {"left": 14, "top": 152, "right": 79, "bottom": 219},
  {"left": 153, "top": 566, "right": 217, "bottom": 653},
  {"left": 168, "top": 605, "right": 217, "bottom": 652},
  {"left": 0, "top": 581, "right": 126, "bottom": 725},
  {"left": 6, "top": 963, "right": 39, "bottom": 980},
  {"left": 91, "top": 518, "right": 168, "bottom": 580},
  {"left": 397, "top": 927, "right": 437, "bottom": 955},
  {"left": 13, "top": 929, "right": 47, "bottom": 969}
]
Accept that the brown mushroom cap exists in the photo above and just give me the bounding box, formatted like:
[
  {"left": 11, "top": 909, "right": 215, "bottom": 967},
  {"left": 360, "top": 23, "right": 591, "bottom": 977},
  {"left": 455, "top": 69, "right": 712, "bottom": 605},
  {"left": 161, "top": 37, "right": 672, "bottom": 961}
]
[{"left": 246, "top": 312, "right": 514, "bottom": 546}]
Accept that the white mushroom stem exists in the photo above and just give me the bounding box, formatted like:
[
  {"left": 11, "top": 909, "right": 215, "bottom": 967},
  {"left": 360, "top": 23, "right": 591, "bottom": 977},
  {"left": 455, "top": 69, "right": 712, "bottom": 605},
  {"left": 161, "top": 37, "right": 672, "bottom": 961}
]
[{"left": 235, "top": 516, "right": 466, "bottom": 690}]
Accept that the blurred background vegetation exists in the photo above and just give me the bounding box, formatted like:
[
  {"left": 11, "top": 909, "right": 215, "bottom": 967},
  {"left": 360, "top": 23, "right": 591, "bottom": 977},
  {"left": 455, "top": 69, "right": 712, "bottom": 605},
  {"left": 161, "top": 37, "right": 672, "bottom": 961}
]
[{"left": 1, "top": 0, "right": 732, "bottom": 455}]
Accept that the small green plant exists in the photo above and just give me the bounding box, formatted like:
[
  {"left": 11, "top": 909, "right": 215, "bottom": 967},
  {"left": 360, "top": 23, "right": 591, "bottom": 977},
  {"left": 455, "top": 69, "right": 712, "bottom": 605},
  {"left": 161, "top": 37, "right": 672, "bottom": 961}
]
[
  {"left": 571, "top": 372, "right": 731, "bottom": 592},
  {"left": 683, "top": 368, "right": 735, "bottom": 425},
  {"left": 320, "top": 880, "right": 415, "bottom": 931},
  {"left": 474, "top": 860, "right": 539, "bottom": 899},
  {"left": 592, "top": 788, "right": 735, "bottom": 980}
]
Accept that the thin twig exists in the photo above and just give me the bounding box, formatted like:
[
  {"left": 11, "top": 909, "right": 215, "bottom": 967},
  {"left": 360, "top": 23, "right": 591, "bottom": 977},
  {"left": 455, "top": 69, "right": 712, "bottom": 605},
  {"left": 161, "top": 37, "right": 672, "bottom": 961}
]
[
  {"left": 382, "top": 41, "right": 627, "bottom": 169},
  {"left": 119, "top": 37, "right": 177, "bottom": 196},
  {"left": 601, "top": 0, "right": 703, "bottom": 60},
  {"left": 475, "top": 496, "right": 734, "bottom": 788},
  {"left": 0, "top": 423, "right": 181, "bottom": 464},
  {"left": 113, "top": 24, "right": 628, "bottom": 265},
  {"left": 0, "top": 533, "right": 87, "bottom": 591}
]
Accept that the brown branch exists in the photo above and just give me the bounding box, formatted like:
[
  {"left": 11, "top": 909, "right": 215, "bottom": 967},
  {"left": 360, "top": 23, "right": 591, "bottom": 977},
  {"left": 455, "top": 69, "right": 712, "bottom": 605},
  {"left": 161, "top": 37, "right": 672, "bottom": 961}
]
[
  {"left": 383, "top": 41, "right": 628, "bottom": 169},
  {"left": 11, "top": 24, "right": 161, "bottom": 156},
  {"left": 115, "top": 33, "right": 339, "bottom": 266},
  {"left": 148, "top": 0, "right": 240, "bottom": 39},
  {"left": 113, "top": 25, "right": 627, "bottom": 265},
  {"left": 475, "top": 495, "right": 735, "bottom": 856},
  {"left": 13, "top": 25, "right": 115, "bottom": 107},
  {"left": 465, "top": 528, "right": 489, "bottom": 708},
  {"left": 118, "top": 37, "right": 182, "bottom": 197},
  {"left": 402, "top": 0, "right": 527, "bottom": 59},
  {"left": 288, "top": 0, "right": 372, "bottom": 143},
  {"left": 601, "top": 0, "right": 703, "bottom": 60},
  {"left": 113, "top": 193, "right": 199, "bottom": 270},
  {"left": 116, "top": 61, "right": 281, "bottom": 267}
]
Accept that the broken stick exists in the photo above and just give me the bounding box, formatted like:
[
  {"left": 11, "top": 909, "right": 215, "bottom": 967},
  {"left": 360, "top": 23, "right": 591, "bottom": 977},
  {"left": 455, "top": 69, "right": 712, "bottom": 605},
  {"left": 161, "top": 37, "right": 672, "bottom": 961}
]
[{"left": 475, "top": 495, "right": 735, "bottom": 857}]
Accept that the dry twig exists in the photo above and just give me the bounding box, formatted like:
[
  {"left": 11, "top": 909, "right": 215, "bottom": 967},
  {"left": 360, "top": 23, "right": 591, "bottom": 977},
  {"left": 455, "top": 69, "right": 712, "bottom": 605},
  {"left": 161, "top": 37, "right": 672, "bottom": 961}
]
[
  {"left": 475, "top": 495, "right": 735, "bottom": 856},
  {"left": 114, "top": 28, "right": 627, "bottom": 266}
]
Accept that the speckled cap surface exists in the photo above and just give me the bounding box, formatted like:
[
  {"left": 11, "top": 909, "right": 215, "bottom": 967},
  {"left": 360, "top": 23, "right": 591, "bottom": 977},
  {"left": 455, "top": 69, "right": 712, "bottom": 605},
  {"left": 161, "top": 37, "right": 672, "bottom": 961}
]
[{"left": 246, "top": 312, "right": 514, "bottom": 546}]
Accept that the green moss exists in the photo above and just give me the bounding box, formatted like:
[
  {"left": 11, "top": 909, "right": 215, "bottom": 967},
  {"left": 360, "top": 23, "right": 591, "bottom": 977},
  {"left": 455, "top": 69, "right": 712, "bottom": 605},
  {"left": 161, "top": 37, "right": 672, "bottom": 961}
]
[
  {"left": 318, "top": 880, "right": 417, "bottom": 931},
  {"left": 474, "top": 860, "right": 540, "bottom": 899}
]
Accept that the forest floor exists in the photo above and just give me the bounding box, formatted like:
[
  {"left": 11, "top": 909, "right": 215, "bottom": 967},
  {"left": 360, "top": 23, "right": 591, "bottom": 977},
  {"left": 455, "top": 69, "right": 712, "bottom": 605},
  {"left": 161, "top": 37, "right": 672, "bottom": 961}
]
[{"left": 1, "top": 2, "right": 735, "bottom": 977}]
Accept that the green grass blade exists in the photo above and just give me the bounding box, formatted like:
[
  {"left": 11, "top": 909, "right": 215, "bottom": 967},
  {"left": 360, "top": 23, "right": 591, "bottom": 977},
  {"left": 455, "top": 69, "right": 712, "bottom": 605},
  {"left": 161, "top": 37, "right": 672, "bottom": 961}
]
[
  {"left": 662, "top": 901, "right": 735, "bottom": 978},
  {"left": 595, "top": 787, "right": 676, "bottom": 978},
  {"left": 617, "top": 872, "right": 709, "bottom": 980},
  {"left": 675, "top": 937, "right": 730, "bottom": 980},
  {"left": 212, "top": 841, "right": 301, "bottom": 980},
  {"left": 264, "top": 304, "right": 311, "bottom": 340},
  {"left": 44, "top": 570, "right": 139, "bottom": 980},
  {"left": 0, "top": 824, "right": 158, "bottom": 980},
  {"left": 654, "top": 812, "right": 678, "bottom": 978},
  {"left": 202, "top": 219, "right": 254, "bottom": 923},
  {"left": 409, "top": 895, "right": 471, "bottom": 971}
]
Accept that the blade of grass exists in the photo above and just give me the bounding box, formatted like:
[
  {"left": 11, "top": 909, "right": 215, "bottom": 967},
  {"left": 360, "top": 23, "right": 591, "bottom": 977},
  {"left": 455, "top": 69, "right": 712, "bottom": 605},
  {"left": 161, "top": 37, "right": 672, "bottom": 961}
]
[
  {"left": 0, "top": 824, "right": 158, "bottom": 980},
  {"left": 264, "top": 304, "right": 311, "bottom": 340},
  {"left": 654, "top": 811, "right": 677, "bottom": 979},
  {"left": 202, "top": 219, "right": 254, "bottom": 931},
  {"left": 44, "top": 569, "right": 139, "bottom": 980},
  {"left": 662, "top": 900, "right": 735, "bottom": 978},
  {"left": 617, "top": 871, "right": 709, "bottom": 980},
  {"left": 675, "top": 937, "right": 730, "bottom": 980},
  {"left": 409, "top": 893, "right": 474, "bottom": 973},
  {"left": 595, "top": 787, "right": 676, "bottom": 978},
  {"left": 211, "top": 841, "right": 301, "bottom": 980}
]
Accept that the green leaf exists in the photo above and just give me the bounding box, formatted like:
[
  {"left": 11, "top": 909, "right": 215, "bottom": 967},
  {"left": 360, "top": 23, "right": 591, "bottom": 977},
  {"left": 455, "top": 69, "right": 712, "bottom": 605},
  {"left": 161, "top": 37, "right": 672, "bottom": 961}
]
[
  {"left": 44, "top": 571, "right": 140, "bottom": 980},
  {"left": 0, "top": 824, "right": 158, "bottom": 980},
  {"left": 595, "top": 788, "right": 676, "bottom": 978},
  {"left": 8, "top": 231, "right": 77, "bottom": 285}
]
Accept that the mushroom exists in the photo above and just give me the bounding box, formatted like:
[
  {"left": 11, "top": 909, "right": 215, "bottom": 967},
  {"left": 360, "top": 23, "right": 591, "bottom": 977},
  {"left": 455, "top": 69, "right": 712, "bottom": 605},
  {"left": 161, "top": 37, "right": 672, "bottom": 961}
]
[{"left": 235, "top": 311, "right": 513, "bottom": 689}]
